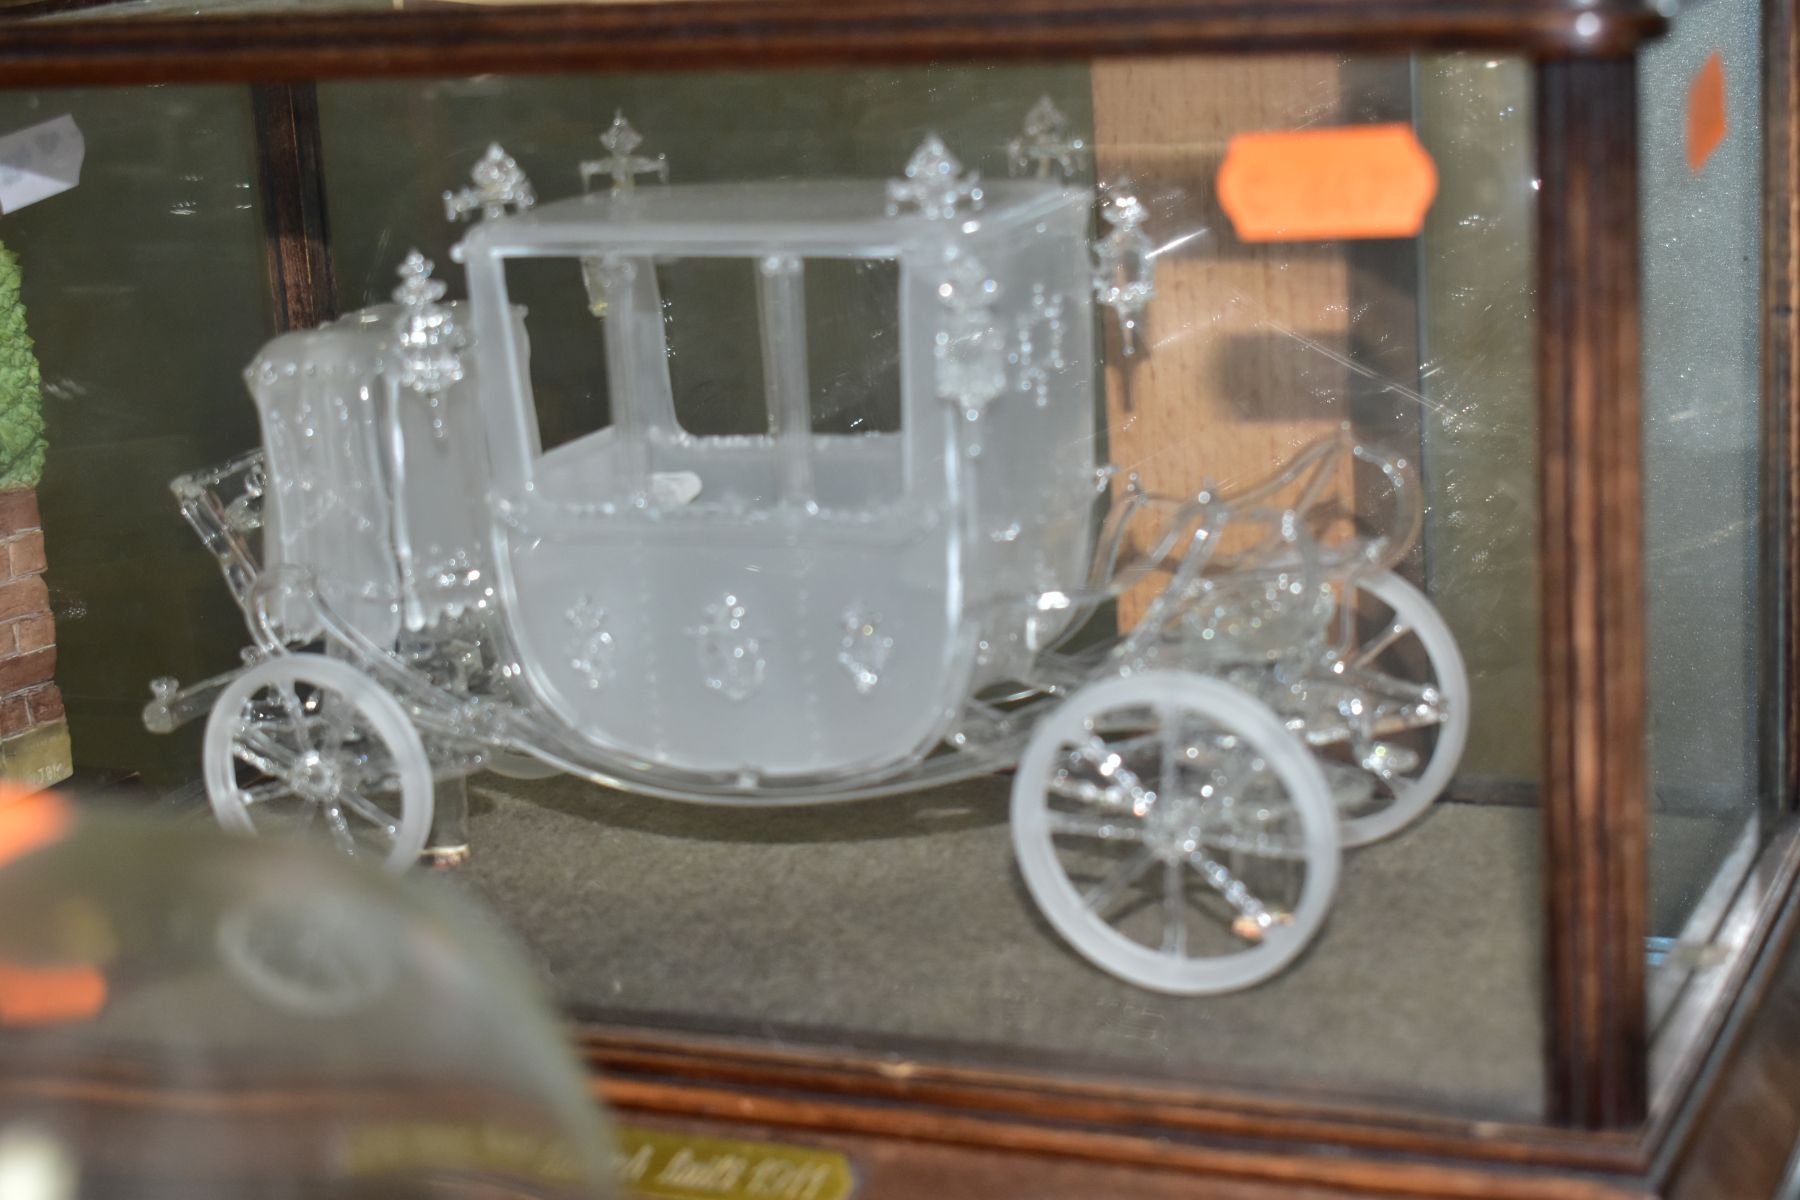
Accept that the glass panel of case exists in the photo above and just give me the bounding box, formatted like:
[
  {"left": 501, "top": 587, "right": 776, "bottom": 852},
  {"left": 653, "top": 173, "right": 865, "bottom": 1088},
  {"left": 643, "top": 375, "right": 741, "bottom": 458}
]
[
  {"left": 0, "top": 85, "right": 271, "bottom": 789},
  {"left": 1636, "top": 0, "right": 1772, "bottom": 1010}
]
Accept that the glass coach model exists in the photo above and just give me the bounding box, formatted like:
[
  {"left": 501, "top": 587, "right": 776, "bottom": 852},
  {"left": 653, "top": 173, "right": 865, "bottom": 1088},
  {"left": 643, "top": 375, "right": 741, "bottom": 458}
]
[{"left": 142, "top": 105, "right": 1468, "bottom": 995}]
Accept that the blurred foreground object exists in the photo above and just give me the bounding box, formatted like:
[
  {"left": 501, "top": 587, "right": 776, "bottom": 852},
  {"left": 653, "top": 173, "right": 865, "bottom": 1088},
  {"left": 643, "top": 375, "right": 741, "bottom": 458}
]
[{"left": 0, "top": 795, "right": 617, "bottom": 1199}]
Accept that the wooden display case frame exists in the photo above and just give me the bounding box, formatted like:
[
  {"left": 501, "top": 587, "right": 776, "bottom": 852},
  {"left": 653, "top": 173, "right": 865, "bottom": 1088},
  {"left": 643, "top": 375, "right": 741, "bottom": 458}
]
[{"left": 3, "top": 0, "right": 1797, "bottom": 1194}]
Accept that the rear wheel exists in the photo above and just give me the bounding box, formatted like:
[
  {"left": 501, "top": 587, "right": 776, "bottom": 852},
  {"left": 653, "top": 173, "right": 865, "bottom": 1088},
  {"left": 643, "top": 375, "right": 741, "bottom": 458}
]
[
  {"left": 1314, "top": 571, "right": 1470, "bottom": 848},
  {"left": 203, "top": 654, "right": 433, "bottom": 873},
  {"left": 1011, "top": 670, "right": 1340, "bottom": 995}
]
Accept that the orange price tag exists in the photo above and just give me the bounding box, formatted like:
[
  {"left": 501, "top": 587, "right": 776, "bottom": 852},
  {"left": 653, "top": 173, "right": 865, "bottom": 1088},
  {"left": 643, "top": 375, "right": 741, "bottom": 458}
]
[
  {"left": 1216, "top": 123, "right": 1438, "bottom": 244},
  {"left": 1687, "top": 50, "right": 1727, "bottom": 175},
  {"left": 0, "top": 961, "right": 105, "bottom": 1026},
  {"left": 0, "top": 786, "right": 102, "bottom": 1027},
  {"left": 0, "top": 785, "right": 65, "bottom": 869}
]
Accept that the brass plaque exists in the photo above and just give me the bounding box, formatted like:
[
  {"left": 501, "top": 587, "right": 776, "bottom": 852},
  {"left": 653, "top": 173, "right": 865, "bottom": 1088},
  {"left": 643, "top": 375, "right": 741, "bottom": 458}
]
[
  {"left": 618, "top": 1126, "right": 856, "bottom": 1200},
  {"left": 345, "top": 1121, "right": 855, "bottom": 1200},
  {"left": 345, "top": 1120, "right": 590, "bottom": 1185}
]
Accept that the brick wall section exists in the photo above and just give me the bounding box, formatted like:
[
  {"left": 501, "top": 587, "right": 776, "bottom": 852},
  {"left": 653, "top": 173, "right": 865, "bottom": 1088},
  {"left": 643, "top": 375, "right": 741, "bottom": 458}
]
[{"left": 0, "top": 488, "right": 59, "bottom": 738}]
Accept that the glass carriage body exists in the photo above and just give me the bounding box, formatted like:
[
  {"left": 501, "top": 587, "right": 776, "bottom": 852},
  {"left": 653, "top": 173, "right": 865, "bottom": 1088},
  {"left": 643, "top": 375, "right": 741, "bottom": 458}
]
[
  {"left": 144, "top": 128, "right": 1467, "bottom": 997},
  {"left": 461, "top": 176, "right": 1100, "bottom": 780}
]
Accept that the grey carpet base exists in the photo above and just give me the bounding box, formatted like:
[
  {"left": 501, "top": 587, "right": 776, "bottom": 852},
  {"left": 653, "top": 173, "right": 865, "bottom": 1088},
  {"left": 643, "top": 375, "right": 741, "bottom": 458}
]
[
  {"left": 440, "top": 774, "right": 1747, "bottom": 1122},
  {"left": 443, "top": 775, "right": 1565, "bottom": 1119}
]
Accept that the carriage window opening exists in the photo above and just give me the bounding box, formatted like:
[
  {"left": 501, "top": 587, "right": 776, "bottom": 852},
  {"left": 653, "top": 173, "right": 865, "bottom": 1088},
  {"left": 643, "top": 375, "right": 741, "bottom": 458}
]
[
  {"left": 502, "top": 257, "right": 612, "bottom": 454},
  {"left": 805, "top": 258, "right": 901, "bottom": 437},
  {"left": 659, "top": 257, "right": 770, "bottom": 438}
]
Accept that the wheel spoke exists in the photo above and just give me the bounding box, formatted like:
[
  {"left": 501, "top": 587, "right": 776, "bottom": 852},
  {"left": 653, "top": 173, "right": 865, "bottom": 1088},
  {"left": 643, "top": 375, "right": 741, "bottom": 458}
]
[
  {"left": 336, "top": 789, "right": 400, "bottom": 841},
  {"left": 1160, "top": 861, "right": 1188, "bottom": 957},
  {"left": 1330, "top": 583, "right": 1357, "bottom": 655},
  {"left": 1196, "top": 830, "right": 1310, "bottom": 862},
  {"left": 241, "top": 780, "right": 297, "bottom": 807},
  {"left": 232, "top": 743, "right": 288, "bottom": 779},
  {"left": 359, "top": 772, "right": 406, "bottom": 796},
  {"left": 1048, "top": 770, "right": 1133, "bottom": 810},
  {"left": 1074, "top": 736, "right": 1146, "bottom": 795},
  {"left": 1348, "top": 618, "right": 1410, "bottom": 671},
  {"left": 1053, "top": 734, "right": 1153, "bottom": 813},
  {"left": 319, "top": 697, "right": 354, "bottom": 758},
  {"left": 321, "top": 803, "right": 358, "bottom": 855},
  {"left": 1081, "top": 727, "right": 1162, "bottom": 759},
  {"left": 1157, "top": 703, "right": 1179, "bottom": 808},
  {"left": 1191, "top": 729, "right": 1241, "bottom": 759},
  {"left": 1332, "top": 665, "right": 1437, "bottom": 710},
  {"left": 1047, "top": 811, "right": 1145, "bottom": 842},
  {"left": 1187, "top": 852, "right": 1276, "bottom": 925},
  {"left": 277, "top": 683, "right": 315, "bottom": 753},
  {"left": 1082, "top": 847, "right": 1156, "bottom": 916},
  {"left": 1301, "top": 700, "right": 1442, "bottom": 751},
  {"left": 1358, "top": 743, "right": 1403, "bottom": 783},
  {"left": 235, "top": 726, "right": 299, "bottom": 776}
]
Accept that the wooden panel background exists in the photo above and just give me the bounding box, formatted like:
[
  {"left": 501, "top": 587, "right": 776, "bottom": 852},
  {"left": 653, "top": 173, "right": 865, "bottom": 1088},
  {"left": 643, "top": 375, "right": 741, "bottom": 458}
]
[{"left": 1091, "top": 56, "right": 1356, "bottom": 624}]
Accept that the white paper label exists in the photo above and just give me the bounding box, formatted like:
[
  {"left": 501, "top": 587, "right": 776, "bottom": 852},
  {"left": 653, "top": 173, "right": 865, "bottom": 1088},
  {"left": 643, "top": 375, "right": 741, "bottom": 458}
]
[{"left": 0, "top": 115, "right": 84, "bottom": 215}]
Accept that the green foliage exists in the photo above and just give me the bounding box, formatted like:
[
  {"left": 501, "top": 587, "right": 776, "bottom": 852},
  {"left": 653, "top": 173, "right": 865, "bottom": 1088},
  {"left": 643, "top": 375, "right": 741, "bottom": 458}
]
[{"left": 0, "top": 240, "right": 45, "bottom": 491}]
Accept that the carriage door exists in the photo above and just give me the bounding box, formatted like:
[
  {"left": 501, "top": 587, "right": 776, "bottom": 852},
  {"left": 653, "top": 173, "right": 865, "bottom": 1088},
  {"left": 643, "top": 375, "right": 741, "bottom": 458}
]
[
  {"left": 633, "top": 251, "right": 928, "bottom": 775},
  {"left": 634, "top": 255, "right": 813, "bottom": 769},
  {"left": 656, "top": 252, "right": 946, "bottom": 774}
]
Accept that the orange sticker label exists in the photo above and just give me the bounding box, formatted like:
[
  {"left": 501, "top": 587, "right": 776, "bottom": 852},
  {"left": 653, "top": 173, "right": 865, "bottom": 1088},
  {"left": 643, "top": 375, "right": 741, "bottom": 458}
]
[
  {"left": 0, "top": 962, "right": 105, "bottom": 1026},
  {"left": 1216, "top": 123, "right": 1438, "bottom": 244},
  {"left": 0, "top": 786, "right": 65, "bottom": 869},
  {"left": 1687, "top": 50, "right": 1727, "bottom": 175}
]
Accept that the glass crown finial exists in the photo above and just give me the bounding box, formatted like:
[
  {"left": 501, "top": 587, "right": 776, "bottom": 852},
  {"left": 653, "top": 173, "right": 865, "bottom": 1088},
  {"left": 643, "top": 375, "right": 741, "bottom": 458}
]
[
  {"left": 1092, "top": 177, "right": 1157, "bottom": 357},
  {"left": 391, "top": 250, "right": 466, "bottom": 401},
  {"left": 886, "top": 134, "right": 984, "bottom": 219},
  {"left": 1007, "top": 96, "right": 1089, "bottom": 181},
  {"left": 443, "top": 143, "right": 536, "bottom": 223},
  {"left": 580, "top": 112, "right": 670, "bottom": 194}
]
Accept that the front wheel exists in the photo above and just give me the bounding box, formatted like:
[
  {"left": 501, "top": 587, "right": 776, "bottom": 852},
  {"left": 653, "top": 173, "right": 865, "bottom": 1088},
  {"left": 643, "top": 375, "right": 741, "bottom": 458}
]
[
  {"left": 1011, "top": 670, "right": 1340, "bottom": 995},
  {"left": 203, "top": 654, "right": 434, "bottom": 872}
]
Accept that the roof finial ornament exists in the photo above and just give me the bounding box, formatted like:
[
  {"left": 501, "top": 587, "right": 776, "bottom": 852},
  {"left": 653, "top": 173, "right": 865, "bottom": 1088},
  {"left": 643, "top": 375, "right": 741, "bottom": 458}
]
[
  {"left": 1092, "top": 177, "right": 1157, "bottom": 358},
  {"left": 934, "top": 247, "right": 1005, "bottom": 415},
  {"left": 886, "top": 134, "right": 984, "bottom": 220},
  {"left": 443, "top": 143, "right": 536, "bottom": 223},
  {"left": 1007, "top": 96, "right": 1089, "bottom": 181},
  {"left": 580, "top": 112, "right": 670, "bottom": 194},
  {"left": 391, "top": 250, "right": 466, "bottom": 412}
]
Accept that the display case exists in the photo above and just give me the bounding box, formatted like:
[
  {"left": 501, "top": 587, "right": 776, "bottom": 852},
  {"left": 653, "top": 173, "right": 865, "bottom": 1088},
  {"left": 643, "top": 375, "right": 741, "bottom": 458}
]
[{"left": 0, "top": 0, "right": 1795, "bottom": 1195}]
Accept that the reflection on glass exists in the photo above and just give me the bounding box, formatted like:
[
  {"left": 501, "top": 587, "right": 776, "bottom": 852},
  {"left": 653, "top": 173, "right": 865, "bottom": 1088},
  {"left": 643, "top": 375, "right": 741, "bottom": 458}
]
[
  {"left": 1415, "top": 57, "right": 1539, "bottom": 795},
  {"left": 1638, "top": 0, "right": 1766, "bottom": 955},
  {"left": 0, "top": 87, "right": 271, "bottom": 789}
]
